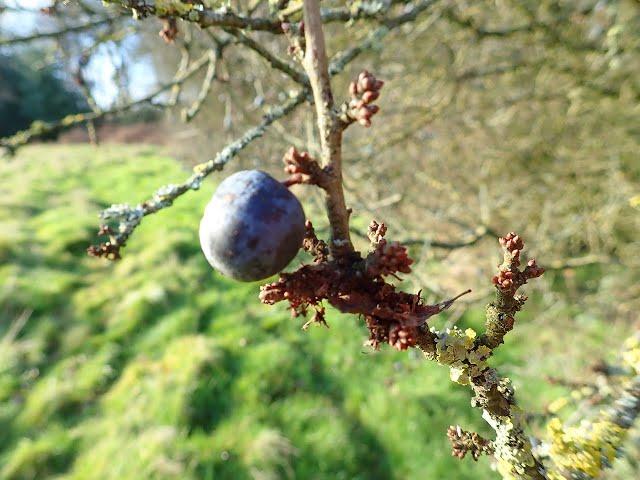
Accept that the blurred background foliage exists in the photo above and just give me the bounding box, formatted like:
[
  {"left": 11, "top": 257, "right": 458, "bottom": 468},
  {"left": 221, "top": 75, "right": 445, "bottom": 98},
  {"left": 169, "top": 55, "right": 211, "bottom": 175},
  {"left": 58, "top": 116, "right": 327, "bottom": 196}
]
[
  {"left": 0, "top": 48, "right": 88, "bottom": 137},
  {"left": 0, "top": 0, "right": 639, "bottom": 479}
]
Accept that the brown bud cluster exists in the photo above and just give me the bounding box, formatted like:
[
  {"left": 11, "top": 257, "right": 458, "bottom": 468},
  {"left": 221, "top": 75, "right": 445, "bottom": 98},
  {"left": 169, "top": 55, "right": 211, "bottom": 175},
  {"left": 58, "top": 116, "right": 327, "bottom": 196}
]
[
  {"left": 159, "top": 18, "right": 178, "bottom": 43},
  {"left": 366, "top": 220, "right": 412, "bottom": 278},
  {"left": 492, "top": 232, "right": 544, "bottom": 294},
  {"left": 282, "top": 147, "right": 327, "bottom": 187},
  {"left": 302, "top": 220, "right": 329, "bottom": 263},
  {"left": 492, "top": 269, "right": 515, "bottom": 290},
  {"left": 260, "top": 220, "right": 462, "bottom": 352},
  {"left": 87, "top": 242, "right": 121, "bottom": 260},
  {"left": 499, "top": 231, "right": 524, "bottom": 253},
  {"left": 366, "top": 239, "right": 413, "bottom": 278},
  {"left": 388, "top": 322, "right": 417, "bottom": 351},
  {"left": 499, "top": 232, "right": 524, "bottom": 268},
  {"left": 346, "top": 70, "right": 384, "bottom": 127},
  {"left": 447, "top": 425, "right": 494, "bottom": 461},
  {"left": 524, "top": 258, "right": 545, "bottom": 279},
  {"left": 364, "top": 315, "right": 418, "bottom": 351},
  {"left": 367, "top": 220, "right": 387, "bottom": 243}
]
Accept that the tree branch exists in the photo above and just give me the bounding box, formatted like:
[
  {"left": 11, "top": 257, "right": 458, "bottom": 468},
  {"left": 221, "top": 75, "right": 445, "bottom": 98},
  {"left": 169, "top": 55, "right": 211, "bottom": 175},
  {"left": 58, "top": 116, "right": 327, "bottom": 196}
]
[
  {"left": 86, "top": 2, "right": 418, "bottom": 258},
  {"left": 101, "top": 0, "right": 417, "bottom": 34},
  {"left": 168, "top": 29, "right": 194, "bottom": 106},
  {"left": 328, "top": 0, "right": 437, "bottom": 75},
  {"left": 0, "top": 51, "right": 212, "bottom": 155},
  {"left": 400, "top": 226, "right": 493, "bottom": 249},
  {"left": 544, "top": 254, "right": 616, "bottom": 271},
  {"left": 442, "top": 3, "right": 603, "bottom": 53},
  {"left": 415, "top": 234, "right": 547, "bottom": 479},
  {"left": 182, "top": 48, "right": 220, "bottom": 122},
  {"left": 102, "top": 0, "right": 284, "bottom": 32},
  {"left": 302, "top": 0, "right": 353, "bottom": 257},
  {"left": 227, "top": 29, "right": 309, "bottom": 86},
  {"left": 546, "top": 335, "right": 640, "bottom": 478},
  {"left": 0, "top": 15, "right": 123, "bottom": 46}
]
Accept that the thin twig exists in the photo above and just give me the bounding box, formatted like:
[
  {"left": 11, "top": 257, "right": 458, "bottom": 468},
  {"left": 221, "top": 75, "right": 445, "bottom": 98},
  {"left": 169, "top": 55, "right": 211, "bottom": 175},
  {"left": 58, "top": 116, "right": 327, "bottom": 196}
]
[
  {"left": 227, "top": 28, "right": 309, "bottom": 86},
  {"left": 416, "top": 234, "right": 548, "bottom": 479},
  {"left": 101, "top": 0, "right": 420, "bottom": 35},
  {"left": 0, "top": 52, "right": 211, "bottom": 154},
  {"left": 0, "top": 15, "right": 123, "bottom": 45},
  {"left": 168, "top": 28, "right": 193, "bottom": 106},
  {"left": 182, "top": 49, "right": 219, "bottom": 122},
  {"left": 328, "top": 0, "right": 438, "bottom": 76}
]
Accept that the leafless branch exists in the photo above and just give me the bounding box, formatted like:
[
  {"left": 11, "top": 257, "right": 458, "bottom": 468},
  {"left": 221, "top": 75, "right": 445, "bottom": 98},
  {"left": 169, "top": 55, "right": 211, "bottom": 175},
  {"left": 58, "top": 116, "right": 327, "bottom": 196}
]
[
  {"left": 0, "top": 15, "right": 124, "bottom": 46},
  {"left": 227, "top": 29, "right": 309, "bottom": 86},
  {"left": 302, "top": 0, "right": 354, "bottom": 257},
  {"left": 182, "top": 48, "right": 220, "bottom": 122},
  {"left": 0, "top": 51, "right": 211, "bottom": 154}
]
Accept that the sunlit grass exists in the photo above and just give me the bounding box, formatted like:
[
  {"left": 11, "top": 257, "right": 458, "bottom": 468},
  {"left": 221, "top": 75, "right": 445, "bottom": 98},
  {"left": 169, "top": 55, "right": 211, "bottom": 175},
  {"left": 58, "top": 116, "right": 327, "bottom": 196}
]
[{"left": 0, "top": 144, "right": 632, "bottom": 479}]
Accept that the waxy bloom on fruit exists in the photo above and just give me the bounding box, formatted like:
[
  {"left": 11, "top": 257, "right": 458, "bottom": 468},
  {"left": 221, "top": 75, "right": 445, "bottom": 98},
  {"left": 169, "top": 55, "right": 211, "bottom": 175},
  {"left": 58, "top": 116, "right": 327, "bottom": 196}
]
[{"left": 199, "top": 170, "right": 305, "bottom": 281}]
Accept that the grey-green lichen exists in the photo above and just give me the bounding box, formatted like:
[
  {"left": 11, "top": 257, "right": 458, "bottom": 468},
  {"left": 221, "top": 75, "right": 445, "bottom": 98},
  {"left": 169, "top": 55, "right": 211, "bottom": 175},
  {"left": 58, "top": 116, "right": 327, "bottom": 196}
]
[
  {"left": 432, "top": 327, "right": 492, "bottom": 385},
  {"left": 420, "top": 325, "right": 545, "bottom": 479},
  {"left": 485, "top": 407, "right": 541, "bottom": 479}
]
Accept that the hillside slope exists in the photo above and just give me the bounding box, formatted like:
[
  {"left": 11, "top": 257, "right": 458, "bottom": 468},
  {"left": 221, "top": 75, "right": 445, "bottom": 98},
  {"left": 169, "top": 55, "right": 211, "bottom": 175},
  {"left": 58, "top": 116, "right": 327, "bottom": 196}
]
[
  {"left": 0, "top": 144, "right": 497, "bottom": 479},
  {"left": 0, "top": 144, "right": 635, "bottom": 479}
]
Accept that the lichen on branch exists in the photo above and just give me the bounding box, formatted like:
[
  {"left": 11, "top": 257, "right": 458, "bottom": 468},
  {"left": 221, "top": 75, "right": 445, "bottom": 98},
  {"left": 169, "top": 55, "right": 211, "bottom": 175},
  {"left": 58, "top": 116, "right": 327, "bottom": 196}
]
[
  {"left": 545, "top": 334, "right": 640, "bottom": 479},
  {"left": 409, "top": 234, "right": 548, "bottom": 479}
]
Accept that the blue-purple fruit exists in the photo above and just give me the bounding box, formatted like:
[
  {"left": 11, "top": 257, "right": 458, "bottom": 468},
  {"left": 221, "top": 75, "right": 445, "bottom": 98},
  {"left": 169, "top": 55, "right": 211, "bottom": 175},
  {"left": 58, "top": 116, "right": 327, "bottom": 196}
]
[{"left": 199, "top": 170, "right": 305, "bottom": 281}]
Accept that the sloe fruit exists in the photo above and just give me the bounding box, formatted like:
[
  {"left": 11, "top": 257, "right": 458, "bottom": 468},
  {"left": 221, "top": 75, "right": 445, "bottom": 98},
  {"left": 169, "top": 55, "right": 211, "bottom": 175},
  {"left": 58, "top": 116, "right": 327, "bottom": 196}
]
[{"left": 199, "top": 170, "right": 306, "bottom": 281}]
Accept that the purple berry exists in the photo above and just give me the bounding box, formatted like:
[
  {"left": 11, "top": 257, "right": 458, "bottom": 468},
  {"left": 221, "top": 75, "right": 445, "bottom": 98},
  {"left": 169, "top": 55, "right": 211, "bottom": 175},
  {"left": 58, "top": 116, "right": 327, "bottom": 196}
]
[{"left": 199, "top": 170, "right": 306, "bottom": 281}]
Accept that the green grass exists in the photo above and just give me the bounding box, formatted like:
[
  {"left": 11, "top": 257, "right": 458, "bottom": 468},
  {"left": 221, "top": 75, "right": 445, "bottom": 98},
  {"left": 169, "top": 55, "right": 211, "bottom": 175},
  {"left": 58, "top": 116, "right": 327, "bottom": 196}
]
[{"left": 0, "top": 144, "right": 634, "bottom": 479}]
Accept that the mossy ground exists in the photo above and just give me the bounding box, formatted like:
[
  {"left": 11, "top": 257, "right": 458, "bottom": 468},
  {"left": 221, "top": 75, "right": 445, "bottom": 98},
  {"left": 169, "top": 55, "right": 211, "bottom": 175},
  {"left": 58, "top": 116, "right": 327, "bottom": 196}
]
[{"left": 0, "top": 145, "right": 634, "bottom": 479}]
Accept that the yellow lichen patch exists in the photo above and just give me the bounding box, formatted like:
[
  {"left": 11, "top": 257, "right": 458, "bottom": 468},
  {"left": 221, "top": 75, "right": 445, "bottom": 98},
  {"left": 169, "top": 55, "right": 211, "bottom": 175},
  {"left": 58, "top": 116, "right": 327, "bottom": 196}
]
[
  {"left": 193, "top": 160, "right": 211, "bottom": 174},
  {"left": 547, "top": 396, "right": 569, "bottom": 414},
  {"left": 547, "top": 334, "right": 640, "bottom": 478},
  {"left": 547, "top": 416, "right": 625, "bottom": 479},
  {"left": 433, "top": 327, "right": 491, "bottom": 385},
  {"left": 622, "top": 336, "right": 640, "bottom": 373},
  {"left": 155, "top": 0, "right": 194, "bottom": 16},
  {"left": 435, "top": 327, "right": 476, "bottom": 364},
  {"left": 496, "top": 457, "right": 519, "bottom": 479}
]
